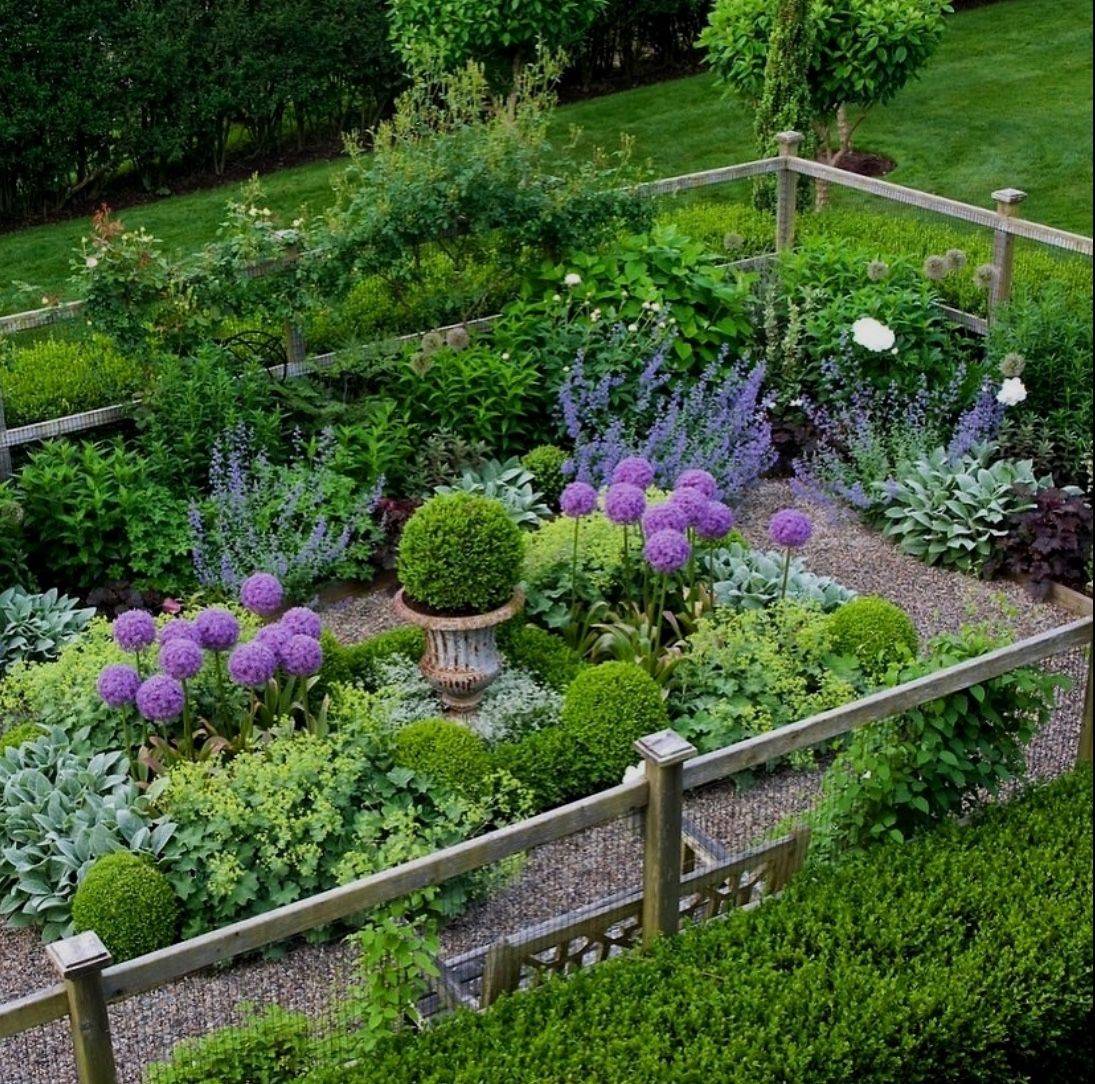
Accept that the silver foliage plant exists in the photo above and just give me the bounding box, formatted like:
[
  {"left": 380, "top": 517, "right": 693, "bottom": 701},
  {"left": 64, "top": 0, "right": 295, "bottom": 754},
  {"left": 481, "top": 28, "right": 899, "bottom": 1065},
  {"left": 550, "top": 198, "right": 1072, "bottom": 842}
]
[
  {"left": 0, "top": 587, "right": 95, "bottom": 674},
  {"left": 434, "top": 458, "right": 552, "bottom": 529},
  {"left": 371, "top": 658, "right": 561, "bottom": 743},
  {"left": 0, "top": 727, "right": 176, "bottom": 941},
  {"left": 705, "top": 542, "right": 856, "bottom": 612}
]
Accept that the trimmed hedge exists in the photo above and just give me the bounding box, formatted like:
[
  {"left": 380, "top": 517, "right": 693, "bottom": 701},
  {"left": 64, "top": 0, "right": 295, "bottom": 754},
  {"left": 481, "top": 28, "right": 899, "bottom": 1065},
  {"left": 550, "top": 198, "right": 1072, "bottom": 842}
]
[
  {"left": 829, "top": 595, "right": 919, "bottom": 677},
  {"left": 311, "top": 768, "right": 1093, "bottom": 1083},
  {"left": 393, "top": 718, "right": 493, "bottom": 798},
  {"left": 318, "top": 626, "right": 425, "bottom": 693},
  {"left": 497, "top": 622, "right": 586, "bottom": 692}
]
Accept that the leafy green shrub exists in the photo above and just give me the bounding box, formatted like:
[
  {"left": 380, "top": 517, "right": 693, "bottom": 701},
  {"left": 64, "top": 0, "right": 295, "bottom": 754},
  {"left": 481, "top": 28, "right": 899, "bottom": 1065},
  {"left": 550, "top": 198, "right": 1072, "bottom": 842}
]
[
  {"left": 0, "top": 335, "right": 140, "bottom": 426},
  {"left": 319, "top": 627, "right": 426, "bottom": 693},
  {"left": 877, "top": 446, "right": 1045, "bottom": 575},
  {"left": 146, "top": 1005, "right": 315, "bottom": 1084},
  {"left": 393, "top": 718, "right": 492, "bottom": 798},
  {"left": 673, "top": 602, "right": 863, "bottom": 755},
  {"left": 828, "top": 596, "right": 918, "bottom": 679},
  {"left": 497, "top": 622, "right": 586, "bottom": 692},
  {"left": 491, "top": 725, "right": 579, "bottom": 810},
  {"left": 813, "top": 626, "right": 1064, "bottom": 856},
  {"left": 0, "top": 722, "right": 41, "bottom": 754},
  {"left": 307, "top": 769, "right": 1091, "bottom": 1083},
  {"left": 0, "top": 482, "right": 29, "bottom": 586},
  {"left": 435, "top": 458, "right": 552, "bottom": 528},
  {"left": 397, "top": 493, "right": 524, "bottom": 614},
  {"left": 0, "top": 727, "right": 176, "bottom": 940},
  {"left": 152, "top": 725, "right": 476, "bottom": 937},
  {"left": 71, "top": 852, "right": 180, "bottom": 962},
  {"left": 558, "top": 663, "right": 668, "bottom": 793},
  {"left": 0, "top": 586, "right": 95, "bottom": 673},
  {"left": 705, "top": 540, "right": 855, "bottom": 612},
  {"left": 521, "top": 445, "right": 569, "bottom": 507}
]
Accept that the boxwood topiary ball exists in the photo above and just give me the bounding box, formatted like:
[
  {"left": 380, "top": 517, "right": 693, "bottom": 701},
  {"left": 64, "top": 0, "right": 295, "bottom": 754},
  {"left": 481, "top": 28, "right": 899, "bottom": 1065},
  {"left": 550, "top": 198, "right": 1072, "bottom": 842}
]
[
  {"left": 393, "top": 718, "right": 492, "bottom": 798},
  {"left": 830, "top": 596, "right": 919, "bottom": 676},
  {"left": 71, "top": 851, "right": 180, "bottom": 962},
  {"left": 397, "top": 493, "right": 523, "bottom": 614},
  {"left": 559, "top": 662, "right": 669, "bottom": 791},
  {"left": 521, "top": 445, "right": 569, "bottom": 506}
]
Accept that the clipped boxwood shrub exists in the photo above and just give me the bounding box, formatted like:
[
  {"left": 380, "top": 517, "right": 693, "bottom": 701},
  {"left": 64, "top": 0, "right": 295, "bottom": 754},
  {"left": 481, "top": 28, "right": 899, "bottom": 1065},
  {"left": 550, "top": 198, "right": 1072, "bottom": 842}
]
[
  {"left": 497, "top": 622, "right": 586, "bottom": 692},
  {"left": 491, "top": 726, "right": 577, "bottom": 811},
  {"left": 829, "top": 596, "right": 918, "bottom": 677},
  {"left": 319, "top": 626, "right": 426, "bottom": 693},
  {"left": 305, "top": 769, "right": 1093, "bottom": 1083},
  {"left": 397, "top": 493, "right": 524, "bottom": 614},
  {"left": 393, "top": 718, "right": 492, "bottom": 798},
  {"left": 71, "top": 852, "right": 180, "bottom": 962},
  {"left": 520, "top": 445, "right": 569, "bottom": 507}
]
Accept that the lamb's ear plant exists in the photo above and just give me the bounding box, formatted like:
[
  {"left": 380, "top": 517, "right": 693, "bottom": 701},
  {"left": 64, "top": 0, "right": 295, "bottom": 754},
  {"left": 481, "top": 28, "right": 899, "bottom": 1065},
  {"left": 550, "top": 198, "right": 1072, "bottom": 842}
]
[
  {"left": 705, "top": 541, "right": 855, "bottom": 612},
  {"left": 876, "top": 444, "right": 1046, "bottom": 575},
  {"left": 0, "top": 586, "right": 95, "bottom": 672}
]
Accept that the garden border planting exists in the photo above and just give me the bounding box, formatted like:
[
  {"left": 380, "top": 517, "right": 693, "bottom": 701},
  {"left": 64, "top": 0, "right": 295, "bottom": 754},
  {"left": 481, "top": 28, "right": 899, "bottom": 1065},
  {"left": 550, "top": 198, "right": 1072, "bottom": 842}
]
[
  {"left": 1, "top": 139, "right": 1090, "bottom": 477},
  {"left": 1, "top": 604, "right": 1089, "bottom": 1080}
]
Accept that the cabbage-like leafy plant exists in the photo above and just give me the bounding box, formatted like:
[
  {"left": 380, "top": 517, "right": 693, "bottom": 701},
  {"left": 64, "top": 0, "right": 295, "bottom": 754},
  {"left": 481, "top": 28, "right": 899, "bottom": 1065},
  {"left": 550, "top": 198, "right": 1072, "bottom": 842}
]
[
  {"left": 876, "top": 445, "right": 1045, "bottom": 575},
  {"left": 0, "top": 587, "right": 95, "bottom": 673},
  {"left": 0, "top": 727, "right": 176, "bottom": 940},
  {"left": 434, "top": 457, "right": 551, "bottom": 528},
  {"left": 705, "top": 541, "right": 855, "bottom": 612}
]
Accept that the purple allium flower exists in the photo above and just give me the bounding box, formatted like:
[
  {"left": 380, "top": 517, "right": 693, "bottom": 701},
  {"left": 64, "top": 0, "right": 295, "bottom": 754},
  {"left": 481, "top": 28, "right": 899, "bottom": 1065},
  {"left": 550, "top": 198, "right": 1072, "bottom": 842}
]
[
  {"left": 282, "top": 634, "right": 323, "bottom": 677},
  {"left": 253, "top": 622, "right": 292, "bottom": 664},
  {"left": 603, "top": 483, "right": 646, "bottom": 525},
  {"left": 281, "top": 606, "right": 322, "bottom": 640},
  {"left": 97, "top": 664, "right": 141, "bottom": 709},
  {"left": 769, "top": 509, "right": 813, "bottom": 549},
  {"left": 641, "top": 502, "right": 688, "bottom": 536},
  {"left": 113, "top": 609, "right": 156, "bottom": 654},
  {"left": 159, "top": 638, "right": 204, "bottom": 681},
  {"left": 239, "top": 572, "right": 284, "bottom": 617},
  {"left": 668, "top": 486, "right": 707, "bottom": 527},
  {"left": 611, "top": 456, "right": 656, "bottom": 489},
  {"left": 159, "top": 618, "right": 200, "bottom": 646},
  {"left": 675, "top": 469, "right": 718, "bottom": 499},
  {"left": 135, "top": 675, "right": 185, "bottom": 722},
  {"left": 195, "top": 608, "right": 240, "bottom": 652},
  {"left": 227, "top": 641, "right": 278, "bottom": 687},
  {"left": 560, "top": 481, "right": 598, "bottom": 519},
  {"left": 696, "top": 500, "right": 735, "bottom": 541},
  {"left": 643, "top": 529, "right": 692, "bottom": 574}
]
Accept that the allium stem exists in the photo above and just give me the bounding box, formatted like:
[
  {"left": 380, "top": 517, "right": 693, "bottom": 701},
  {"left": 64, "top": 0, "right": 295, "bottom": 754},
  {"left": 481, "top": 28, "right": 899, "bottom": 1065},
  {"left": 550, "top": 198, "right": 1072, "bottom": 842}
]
[{"left": 779, "top": 549, "right": 791, "bottom": 601}]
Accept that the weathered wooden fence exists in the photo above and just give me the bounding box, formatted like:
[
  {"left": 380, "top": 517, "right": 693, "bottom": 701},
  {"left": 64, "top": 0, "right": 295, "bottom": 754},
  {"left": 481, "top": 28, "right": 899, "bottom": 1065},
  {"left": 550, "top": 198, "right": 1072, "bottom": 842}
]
[
  {"left": 1, "top": 602, "right": 1090, "bottom": 1083},
  {"left": 1, "top": 134, "right": 1092, "bottom": 477}
]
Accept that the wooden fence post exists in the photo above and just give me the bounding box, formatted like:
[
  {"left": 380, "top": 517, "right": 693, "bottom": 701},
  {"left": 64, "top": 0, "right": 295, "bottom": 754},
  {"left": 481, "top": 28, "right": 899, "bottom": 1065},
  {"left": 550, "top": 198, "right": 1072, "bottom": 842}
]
[
  {"left": 0, "top": 393, "right": 11, "bottom": 480},
  {"left": 636, "top": 729, "right": 696, "bottom": 948},
  {"left": 775, "top": 131, "right": 804, "bottom": 252},
  {"left": 46, "top": 932, "right": 118, "bottom": 1084},
  {"left": 283, "top": 320, "right": 306, "bottom": 372},
  {"left": 1079, "top": 645, "right": 1093, "bottom": 765},
  {"left": 989, "top": 187, "right": 1027, "bottom": 319},
  {"left": 480, "top": 938, "right": 521, "bottom": 1008}
]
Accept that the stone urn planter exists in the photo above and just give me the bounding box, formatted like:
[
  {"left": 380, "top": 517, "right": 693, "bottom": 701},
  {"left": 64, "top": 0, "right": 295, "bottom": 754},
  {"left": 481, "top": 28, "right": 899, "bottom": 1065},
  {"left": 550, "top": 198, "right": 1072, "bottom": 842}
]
[{"left": 393, "top": 588, "right": 524, "bottom": 713}]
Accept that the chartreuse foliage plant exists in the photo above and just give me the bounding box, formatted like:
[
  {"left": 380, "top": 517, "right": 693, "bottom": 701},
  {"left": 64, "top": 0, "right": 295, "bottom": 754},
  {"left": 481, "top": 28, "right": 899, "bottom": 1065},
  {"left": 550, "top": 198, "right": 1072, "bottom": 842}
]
[
  {"left": 71, "top": 851, "right": 180, "bottom": 962},
  {"left": 397, "top": 493, "right": 524, "bottom": 614},
  {"left": 812, "top": 626, "right": 1064, "bottom": 857},
  {"left": 287, "top": 768, "right": 1090, "bottom": 1083}
]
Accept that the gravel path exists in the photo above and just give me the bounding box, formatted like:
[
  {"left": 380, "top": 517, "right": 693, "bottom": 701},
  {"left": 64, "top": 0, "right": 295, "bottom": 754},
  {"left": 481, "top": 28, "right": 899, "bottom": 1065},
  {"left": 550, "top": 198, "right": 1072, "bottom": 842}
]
[{"left": 2, "top": 480, "right": 1089, "bottom": 1083}]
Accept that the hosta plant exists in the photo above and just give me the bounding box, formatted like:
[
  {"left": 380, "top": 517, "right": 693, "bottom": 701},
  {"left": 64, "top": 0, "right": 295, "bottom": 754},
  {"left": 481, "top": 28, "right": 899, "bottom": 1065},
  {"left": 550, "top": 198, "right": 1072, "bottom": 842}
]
[
  {"left": 434, "top": 458, "right": 551, "bottom": 528},
  {"left": 877, "top": 445, "right": 1045, "bottom": 575},
  {"left": 705, "top": 541, "right": 855, "bottom": 612},
  {"left": 0, "top": 587, "right": 95, "bottom": 673},
  {"left": 0, "top": 727, "right": 176, "bottom": 940}
]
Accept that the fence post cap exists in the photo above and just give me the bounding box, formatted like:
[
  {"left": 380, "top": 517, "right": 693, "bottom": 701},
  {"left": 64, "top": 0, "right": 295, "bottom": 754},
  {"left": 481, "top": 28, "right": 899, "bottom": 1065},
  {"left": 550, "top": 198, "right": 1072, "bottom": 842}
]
[
  {"left": 634, "top": 729, "right": 696, "bottom": 767},
  {"left": 992, "top": 187, "right": 1028, "bottom": 206},
  {"left": 46, "top": 931, "right": 112, "bottom": 978},
  {"left": 776, "top": 131, "right": 804, "bottom": 152}
]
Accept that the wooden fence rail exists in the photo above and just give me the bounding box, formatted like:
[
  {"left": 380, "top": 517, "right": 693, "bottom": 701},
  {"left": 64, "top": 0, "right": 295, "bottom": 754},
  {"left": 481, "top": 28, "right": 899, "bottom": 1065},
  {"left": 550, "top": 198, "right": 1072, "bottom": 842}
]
[
  {"left": 1, "top": 609, "right": 1090, "bottom": 1082},
  {"left": 1, "top": 138, "right": 1092, "bottom": 475}
]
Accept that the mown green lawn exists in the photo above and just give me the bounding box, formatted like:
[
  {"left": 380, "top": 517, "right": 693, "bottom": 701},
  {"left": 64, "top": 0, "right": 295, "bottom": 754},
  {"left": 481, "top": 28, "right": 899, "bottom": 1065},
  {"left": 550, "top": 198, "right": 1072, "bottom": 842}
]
[{"left": 0, "top": 0, "right": 1089, "bottom": 314}]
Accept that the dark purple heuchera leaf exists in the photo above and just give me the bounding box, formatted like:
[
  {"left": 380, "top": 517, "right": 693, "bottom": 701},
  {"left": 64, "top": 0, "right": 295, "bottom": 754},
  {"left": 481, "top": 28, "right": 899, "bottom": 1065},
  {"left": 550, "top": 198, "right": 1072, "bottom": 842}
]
[{"left": 988, "top": 488, "right": 1093, "bottom": 596}]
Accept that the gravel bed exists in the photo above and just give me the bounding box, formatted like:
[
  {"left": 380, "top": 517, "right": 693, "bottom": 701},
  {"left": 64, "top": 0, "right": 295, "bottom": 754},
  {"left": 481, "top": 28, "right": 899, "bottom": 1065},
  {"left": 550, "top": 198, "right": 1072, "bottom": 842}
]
[{"left": 2, "top": 480, "right": 1088, "bottom": 1083}]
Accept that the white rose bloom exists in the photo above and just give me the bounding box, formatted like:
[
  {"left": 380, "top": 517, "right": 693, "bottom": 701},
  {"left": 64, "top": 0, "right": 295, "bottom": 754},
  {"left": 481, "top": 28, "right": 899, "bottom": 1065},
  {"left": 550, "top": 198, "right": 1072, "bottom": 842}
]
[
  {"left": 85, "top": 256, "right": 99, "bottom": 269},
  {"left": 996, "top": 377, "right": 1028, "bottom": 406},
  {"left": 851, "top": 316, "right": 895, "bottom": 352},
  {"left": 564, "top": 272, "right": 582, "bottom": 287},
  {"left": 622, "top": 763, "right": 645, "bottom": 785}
]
